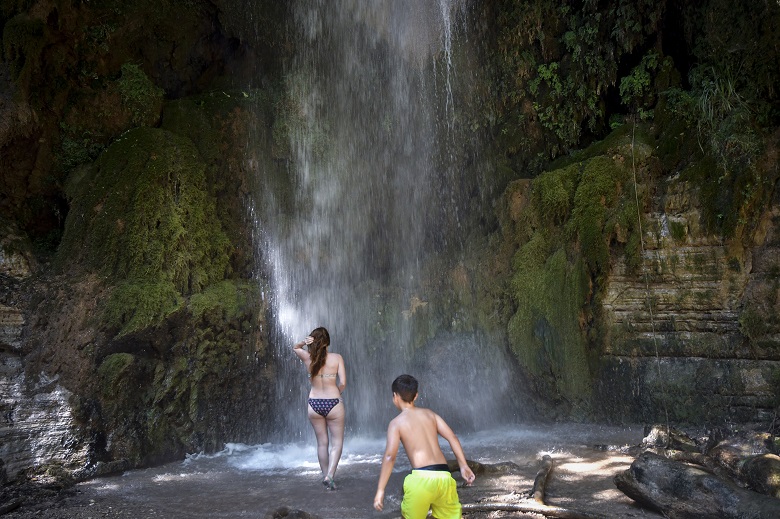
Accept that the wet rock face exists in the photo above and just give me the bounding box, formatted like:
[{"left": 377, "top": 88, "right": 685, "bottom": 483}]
[
  {"left": 1, "top": 220, "right": 89, "bottom": 482},
  {"left": 500, "top": 125, "right": 780, "bottom": 425},
  {"left": 0, "top": 0, "right": 289, "bottom": 482},
  {"left": 0, "top": 375, "right": 90, "bottom": 482},
  {"left": 0, "top": 299, "right": 24, "bottom": 353},
  {"left": 597, "top": 176, "right": 780, "bottom": 424}
]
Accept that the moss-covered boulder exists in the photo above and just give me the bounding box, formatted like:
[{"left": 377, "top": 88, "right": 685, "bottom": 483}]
[{"left": 58, "top": 126, "right": 231, "bottom": 335}]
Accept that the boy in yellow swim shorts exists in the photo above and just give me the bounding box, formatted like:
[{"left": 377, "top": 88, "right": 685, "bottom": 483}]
[{"left": 373, "top": 374, "right": 476, "bottom": 518}]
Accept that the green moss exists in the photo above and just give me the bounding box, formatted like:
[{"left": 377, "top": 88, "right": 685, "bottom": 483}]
[
  {"left": 58, "top": 127, "right": 232, "bottom": 335},
  {"left": 623, "top": 229, "right": 642, "bottom": 272},
  {"left": 58, "top": 126, "right": 105, "bottom": 172},
  {"left": 162, "top": 88, "right": 278, "bottom": 160},
  {"left": 161, "top": 99, "right": 222, "bottom": 165},
  {"left": 547, "top": 123, "right": 652, "bottom": 171},
  {"left": 104, "top": 280, "right": 183, "bottom": 336},
  {"left": 508, "top": 243, "right": 591, "bottom": 406},
  {"left": 503, "top": 132, "right": 656, "bottom": 414},
  {"left": 669, "top": 220, "right": 686, "bottom": 242},
  {"left": 531, "top": 163, "right": 579, "bottom": 225},
  {"left": 739, "top": 305, "right": 769, "bottom": 342},
  {"left": 97, "top": 353, "right": 136, "bottom": 389},
  {"left": 569, "top": 156, "right": 629, "bottom": 274},
  {"left": 117, "top": 63, "right": 165, "bottom": 126},
  {"left": 59, "top": 127, "right": 231, "bottom": 292},
  {"left": 188, "top": 280, "right": 255, "bottom": 322}
]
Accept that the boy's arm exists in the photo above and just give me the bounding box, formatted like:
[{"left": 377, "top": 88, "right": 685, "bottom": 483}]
[
  {"left": 374, "top": 421, "right": 401, "bottom": 511},
  {"left": 435, "top": 414, "right": 476, "bottom": 485}
]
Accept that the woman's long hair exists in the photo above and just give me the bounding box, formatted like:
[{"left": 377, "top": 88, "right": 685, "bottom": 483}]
[{"left": 308, "top": 327, "right": 330, "bottom": 376}]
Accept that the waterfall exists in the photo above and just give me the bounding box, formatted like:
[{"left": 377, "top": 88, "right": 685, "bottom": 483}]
[{"left": 252, "top": 0, "right": 520, "bottom": 439}]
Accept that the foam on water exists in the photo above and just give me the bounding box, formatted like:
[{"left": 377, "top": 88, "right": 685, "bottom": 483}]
[{"left": 181, "top": 437, "right": 389, "bottom": 474}]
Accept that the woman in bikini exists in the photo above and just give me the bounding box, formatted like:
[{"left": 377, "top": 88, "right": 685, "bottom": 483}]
[{"left": 293, "top": 327, "right": 346, "bottom": 490}]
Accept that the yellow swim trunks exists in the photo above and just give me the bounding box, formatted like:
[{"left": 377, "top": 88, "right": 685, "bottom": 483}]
[{"left": 401, "top": 469, "right": 461, "bottom": 519}]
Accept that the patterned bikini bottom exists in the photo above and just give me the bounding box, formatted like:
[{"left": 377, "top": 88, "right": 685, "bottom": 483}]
[{"left": 308, "top": 398, "right": 341, "bottom": 417}]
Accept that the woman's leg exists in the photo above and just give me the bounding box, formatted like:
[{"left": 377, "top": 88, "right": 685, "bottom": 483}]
[
  {"left": 324, "top": 401, "right": 345, "bottom": 479},
  {"left": 308, "top": 406, "right": 330, "bottom": 478}
]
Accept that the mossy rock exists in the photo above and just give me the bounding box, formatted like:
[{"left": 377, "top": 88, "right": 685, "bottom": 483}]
[
  {"left": 104, "top": 280, "right": 184, "bottom": 336},
  {"left": 569, "top": 155, "right": 630, "bottom": 274},
  {"left": 508, "top": 239, "right": 592, "bottom": 407},
  {"left": 503, "top": 135, "right": 654, "bottom": 414},
  {"left": 60, "top": 126, "right": 230, "bottom": 290},
  {"left": 58, "top": 127, "right": 231, "bottom": 335},
  {"left": 117, "top": 63, "right": 164, "bottom": 127},
  {"left": 161, "top": 89, "right": 277, "bottom": 163},
  {"left": 97, "top": 352, "right": 136, "bottom": 389},
  {"left": 188, "top": 280, "right": 256, "bottom": 324}
]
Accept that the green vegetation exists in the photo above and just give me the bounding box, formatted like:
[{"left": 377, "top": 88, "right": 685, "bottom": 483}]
[
  {"left": 656, "top": 1, "right": 780, "bottom": 240},
  {"left": 668, "top": 220, "right": 686, "bottom": 243},
  {"left": 509, "top": 236, "right": 592, "bottom": 409},
  {"left": 620, "top": 52, "right": 662, "bottom": 120},
  {"left": 531, "top": 163, "right": 578, "bottom": 225},
  {"left": 104, "top": 281, "right": 183, "bottom": 335},
  {"left": 493, "top": 0, "right": 664, "bottom": 160},
  {"left": 58, "top": 127, "right": 231, "bottom": 335},
  {"left": 97, "top": 353, "right": 136, "bottom": 389},
  {"left": 188, "top": 280, "right": 255, "bottom": 323},
  {"left": 58, "top": 125, "right": 105, "bottom": 172},
  {"left": 569, "top": 156, "right": 631, "bottom": 275},
  {"left": 118, "top": 63, "right": 165, "bottom": 126}
]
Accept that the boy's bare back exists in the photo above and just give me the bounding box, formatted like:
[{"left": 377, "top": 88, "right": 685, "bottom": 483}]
[{"left": 390, "top": 407, "right": 450, "bottom": 468}]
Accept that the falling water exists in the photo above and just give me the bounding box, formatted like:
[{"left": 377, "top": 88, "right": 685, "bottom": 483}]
[{"left": 252, "top": 0, "right": 521, "bottom": 439}]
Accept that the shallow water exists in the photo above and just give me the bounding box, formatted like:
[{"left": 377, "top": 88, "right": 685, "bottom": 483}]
[{"left": 63, "top": 423, "right": 655, "bottom": 519}]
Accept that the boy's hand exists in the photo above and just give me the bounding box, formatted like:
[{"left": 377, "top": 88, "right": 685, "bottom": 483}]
[
  {"left": 461, "top": 466, "right": 476, "bottom": 486},
  {"left": 373, "top": 489, "right": 385, "bottom": 511}
]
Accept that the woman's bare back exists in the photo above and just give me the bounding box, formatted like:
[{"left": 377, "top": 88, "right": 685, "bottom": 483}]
[{"left": 309, "top": 352, "right": 345, "bottom": 398}]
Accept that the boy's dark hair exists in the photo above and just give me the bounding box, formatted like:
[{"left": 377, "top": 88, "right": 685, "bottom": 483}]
[{"left": 392, "top": 374, "right": 418, "bottom": 403}]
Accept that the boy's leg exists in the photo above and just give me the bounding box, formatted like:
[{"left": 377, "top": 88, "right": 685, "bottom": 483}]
[
  {"left": 428, "top": 474, "right": 461, "bottom": 519},
  {"left": 401, "top": 471, "right": 436, "bottom": 519}
]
